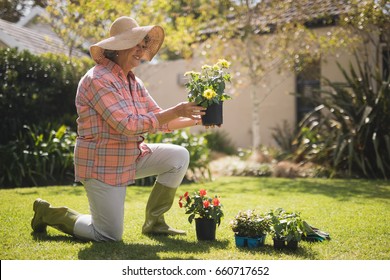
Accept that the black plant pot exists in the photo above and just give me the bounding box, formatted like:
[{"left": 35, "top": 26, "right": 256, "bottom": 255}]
[
  {"left": 273, "top": 238, "right": 286, "bottom": 249},
  {"left": 195, "top": 218, "right": 216, "bottom": 241},
  {"left": 201, "top": 102, "right": 223, "bottom": 126},
  {"left": 286, "top": 240, "right": 299, "bottom": 250}
]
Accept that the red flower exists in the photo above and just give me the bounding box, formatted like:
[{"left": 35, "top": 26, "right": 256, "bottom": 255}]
[{"left": 179, "top": 189, "right": 223, "bottom": 225}]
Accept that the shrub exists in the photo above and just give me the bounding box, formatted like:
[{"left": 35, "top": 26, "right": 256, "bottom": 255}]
[
  {"left": 204, "top": 130, "right": 237, "bottom": 155},
  {"left": 0, "top": 124, "right": 77, "bottom": 188},
  {"left": 0, "top": 48, "right": 92, "bottom": 144},
  {"left": 280, "top": 57, "right": 390, "bottom": 179}
]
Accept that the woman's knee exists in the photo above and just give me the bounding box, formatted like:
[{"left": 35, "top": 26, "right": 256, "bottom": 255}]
[
  {"left": 175, "top": 145, "right": 190, "bottom": 166},
  {"left": 97, "top": 223, "right": 124, "bottom": 242},
  {"left": 167, "top": 145, "right": 190, "bottom": 173}
]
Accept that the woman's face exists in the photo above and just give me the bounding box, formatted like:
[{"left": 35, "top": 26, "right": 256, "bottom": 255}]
[{"left": 117, "top": 39, "right": 148, "bottom": 73}]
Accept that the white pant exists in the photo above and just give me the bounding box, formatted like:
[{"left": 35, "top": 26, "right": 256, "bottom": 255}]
[{"left": 73, "top": 143, "right": 189, "bottom": 241}]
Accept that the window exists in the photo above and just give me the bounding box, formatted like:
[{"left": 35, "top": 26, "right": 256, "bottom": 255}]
[
  {"left": 296, "top": 60, "right": 321, "bottom": 123},
  {"left": 382, "top": 47, "right": 389, "bottom": 80}
]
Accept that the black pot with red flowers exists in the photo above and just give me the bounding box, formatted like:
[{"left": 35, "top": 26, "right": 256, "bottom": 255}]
[{"left": 179, "top": 189, "right": 223, "bottom": 241}]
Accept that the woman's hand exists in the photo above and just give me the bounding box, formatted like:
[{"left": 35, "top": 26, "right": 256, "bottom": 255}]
[
  {"left": 174, "top": 102, "right": 206, "bottom": 119},
  {"left": 155, "top": 102, "right": 205, "bottom": 127}
]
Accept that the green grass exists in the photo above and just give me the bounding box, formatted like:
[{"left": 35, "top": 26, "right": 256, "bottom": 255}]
[{"left": 1, "top": 177, "right": 389, "bottom": 260}]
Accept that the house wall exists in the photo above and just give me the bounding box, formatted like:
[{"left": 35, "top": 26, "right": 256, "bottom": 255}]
[{"left": 136, "top": 59, "right": 297, "bottom": 149}]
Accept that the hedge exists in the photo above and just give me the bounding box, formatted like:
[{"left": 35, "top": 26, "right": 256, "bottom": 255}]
[{"left": 0, "top": 48, "right": 93, "bottom": 144}]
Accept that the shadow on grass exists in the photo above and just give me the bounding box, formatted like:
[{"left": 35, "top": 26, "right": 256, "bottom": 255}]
[
  {"left": 31, "top": 231, "right": 317, "bottom": 260},
  {"left": 230, "top": 241, "right": 318, "bottom": 260},
  {"left": 31, "top": 231, "right": 87, "bottom": 243},
  {"left": 215, "top": 177, "right": 390, "bottom": 201},
  {"left": 77, "top": 235, "right": 230, "bottom": 260}
]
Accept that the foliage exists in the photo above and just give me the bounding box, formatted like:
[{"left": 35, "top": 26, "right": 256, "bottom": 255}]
[
  {"left": 0, "top": 124, "right": 77, "bottom": 188},
  {"left": 184, "top": 59, "right": 232, "bottom": 108},
  {"left": 0, "top": 48, "right": 92, "bottom": 145},
  {"left": 45, "top": 0, "right": 125, "bottom": 57},
  {"left": 178, "top": 189, "right": 224, "bottom": 226},
  {"left": 44, "top": 0, "right": 228, "bottom": 60},
  {"left": 290, "top": 58, "right": 390, "bottom": 179},
  {"left": 267, "top": 208, "right": 306, "bottom": 242},
  {"left": 230, "top": 209, "right": 271, "bottom": 238},
  {"left": 145, "top": 129, "right": 211, "bottom": 182},
  {"left": 204, "top": 130, "right": 237, "bottom": 155},
  {"left": 271, "top": 120, "right": 297, "bottom": 160}
]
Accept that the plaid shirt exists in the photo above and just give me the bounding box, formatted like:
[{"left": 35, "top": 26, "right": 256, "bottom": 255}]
[{"left": 74, "top": 58, "right": 169, "bottom": 187}]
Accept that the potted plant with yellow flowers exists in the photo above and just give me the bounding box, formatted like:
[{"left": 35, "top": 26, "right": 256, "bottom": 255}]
[
  {"left": 184, "top": 59, "right": 232, "bottom": 126},
  {"left": 179, "top": 189, "right": 224, "bottom": 241}
]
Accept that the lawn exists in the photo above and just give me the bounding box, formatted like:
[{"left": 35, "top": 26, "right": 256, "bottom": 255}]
[{"left": 0, "top": 176, "right": 389, "bottom": 260}]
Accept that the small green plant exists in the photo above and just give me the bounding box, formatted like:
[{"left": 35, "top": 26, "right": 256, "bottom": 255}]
[
  {"left": 230, "top": 209, "right": 270, "bottom": 238},
  {"left": 267, "top": 208, "right": 306, "bottom": 242},
  {"left": 178, "top": 189, "right": 224, "bottom": 226}
]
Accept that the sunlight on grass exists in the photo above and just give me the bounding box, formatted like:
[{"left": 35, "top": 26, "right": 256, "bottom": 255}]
[{"left": 0, "top": 177, "right": 389, "bottom": 260}]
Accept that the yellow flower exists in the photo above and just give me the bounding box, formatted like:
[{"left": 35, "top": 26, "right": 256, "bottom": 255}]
[
  {"left": 202, "top": 89, "right": 217, "bottom": 100},
  {"left": 217, "top": 59, "right": 230, "bottom": 69},
  {"left": 184, "top": 71, "right": 200, "bottom": 77}
]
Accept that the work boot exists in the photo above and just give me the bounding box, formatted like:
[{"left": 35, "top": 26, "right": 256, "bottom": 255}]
[
  {"left": 31, "top": 198, "right": 80, "bottom": 236},
  {"left": 142, "top": 182, "right": 186, "bottom": 235}
]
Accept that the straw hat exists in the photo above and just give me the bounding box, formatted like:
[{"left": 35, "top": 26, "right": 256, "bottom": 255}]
[{"left": 89, "top": 16, "right": 164, "bottom": 63}]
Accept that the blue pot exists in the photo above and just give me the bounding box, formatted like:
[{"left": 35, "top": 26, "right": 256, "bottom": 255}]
[
  {"left": 247, "top": 235, "right": 266, "bottom": 248},
  {"left": 235, "top": 234, "right": 266, "bottom": 248},
  {"left": 235, "top": 235, "right": 247, "bottom": 247}
]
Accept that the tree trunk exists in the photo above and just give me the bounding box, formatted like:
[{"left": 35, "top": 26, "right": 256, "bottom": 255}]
[
  {"left": 245, "top": 33, "right": 263, "bottom": 151},
  {"left": 250, "top": 83, "right": 261, "bottom": 150}
]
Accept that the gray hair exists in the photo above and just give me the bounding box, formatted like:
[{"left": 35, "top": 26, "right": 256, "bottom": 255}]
[
  {"left": 103, "top": 49, "right": 118, "bottom": 61},
  {"left": 103, "top": 35, "right": 151, "bottom": 61}
]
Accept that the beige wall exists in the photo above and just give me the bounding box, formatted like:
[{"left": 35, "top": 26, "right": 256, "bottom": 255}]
[{"left": 136, "top": 59, "right": 297, "bottom": 148}]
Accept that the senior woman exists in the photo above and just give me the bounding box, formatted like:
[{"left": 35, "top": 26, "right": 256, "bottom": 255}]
[{"left": 31, "top": 16, "right": 205, "bottom": 241}]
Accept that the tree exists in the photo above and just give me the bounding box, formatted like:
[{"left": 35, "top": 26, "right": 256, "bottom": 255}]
[
  {"left": 0, "top": 0, "right": 45, "bottom": 22},
  {"left": 44, "top": 0, "right": 126, "bottom": 58},
  {"left": 43, "top": 0, "right": 224, "bottom": 60}
]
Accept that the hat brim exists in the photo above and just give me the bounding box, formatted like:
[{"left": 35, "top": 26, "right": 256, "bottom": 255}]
[{"left": 90, "top": 25, "right": 164, "bottom": 63}]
